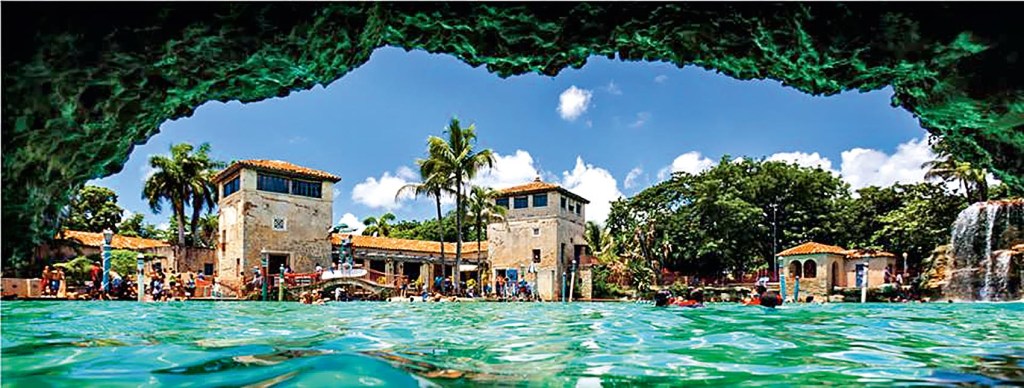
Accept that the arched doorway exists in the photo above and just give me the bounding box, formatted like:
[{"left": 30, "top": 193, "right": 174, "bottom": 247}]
[{"left": 831, "top": 261, "right": 840, "bottom": 291}]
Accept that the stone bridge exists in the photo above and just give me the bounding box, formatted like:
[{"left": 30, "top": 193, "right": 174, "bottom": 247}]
[{"left": 284, "top": 276, "right": 397, "bottom": 300}]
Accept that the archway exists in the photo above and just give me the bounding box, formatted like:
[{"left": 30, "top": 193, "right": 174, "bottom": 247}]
[
  {"left": 2, "top": 3, "right": 1022, "bottom": 271},
  {"left": 788, "top": 261, "right": 803, "bottom": 279}
]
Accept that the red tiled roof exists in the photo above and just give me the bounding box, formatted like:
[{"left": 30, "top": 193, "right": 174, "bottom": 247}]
[
  {"left": 58, "top": 230, "right": 170, "bottom": 250},
  {"left": 777, "top": 242, "right": 847, "bottom": 257},
  {"left": 331, "top": 234, "right": 486, "bottom": 255},
  {"left": 844, "top": 249, "right": 896, "bottom": 259},
  {"left": 498, "top": 178, "right": 589, "bottom": 204},
  {"left": 214, "top": 159, "right": 341, "bottom": 183}
]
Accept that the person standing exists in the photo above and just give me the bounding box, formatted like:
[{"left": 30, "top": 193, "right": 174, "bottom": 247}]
[
  {"left": 55, "top": 267, "right": 67, "bottom": 298},
  {"left": 41, "top": 265, "right": 53, "bottom": 296},
  {"left": 89, "top": 261, "right": 102, "bottom": 293}
]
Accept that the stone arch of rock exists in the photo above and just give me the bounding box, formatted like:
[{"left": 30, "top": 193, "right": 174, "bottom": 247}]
[{"left": 2, "top": 3, "right": 1022, "bottom": 269}]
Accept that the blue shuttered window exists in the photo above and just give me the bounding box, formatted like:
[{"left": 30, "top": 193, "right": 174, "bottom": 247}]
[
  {"left": 257, "top": 174, "right": 289, "bottom": 194},
  {"left": 291, "top": 180, "right": 322, "bottom": 198}
]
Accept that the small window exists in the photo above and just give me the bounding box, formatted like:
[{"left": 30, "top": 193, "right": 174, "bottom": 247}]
[
  {"left": 568, "top": 202, "right": 575, "bottom": 212},
  {"left": 203, "top": 263, "right": 214, "bottom": 276},
  {"left": 532, "top": 249, "right": 541, "bottom": 263},
  {"left": 532, "top": 228, "right": 540, "bottom": 236},
  {"left": 257, "top": 173, "right": 289, "bottom": 194},
  {"left": 496, "top": 197, "right": 509, "bottom": 208},
  {"left": 560, "top": 197, "right": 567, "bottom": 209},
  {"left": 223, "top": 176, "right": 241, "bottom": 197},
  {"left": 575, "top": 203, "right": 581, "bottom": 215},
  {"left": 533, "top": 193, "right": 548, "bottom": 207},
  {"left": 291, "top": 180, "right": 322, "bottom": 198},
  {"left": 514, "top": 196, "right": 528, "bottom": 209},
  {"left": 803, "top": 260, "right": 817, "bottom": 278},
  {"left": 273, "top": 217, "right": 287, "bottom": 231}
]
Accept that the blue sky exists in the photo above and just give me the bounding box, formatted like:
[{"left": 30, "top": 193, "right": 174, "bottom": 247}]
[{"left": 90, "top": 46, "right": 935, "bottom": 231}]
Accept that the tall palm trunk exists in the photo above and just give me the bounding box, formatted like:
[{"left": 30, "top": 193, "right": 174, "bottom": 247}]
[
  {"left": 454, "top": 180, "right": 463, "bottom": 292},
  {"left": 434, "top": 192, "right": 446, "bottom": 292},
  {"left": 174, "top": 197, "right": 187, "bottom": 246},
  {"left": 476, "top": 216, "right": 482, "bottom": 291},
  {"left": 190, "top": 195, "right": 203, "bottom": 246}
]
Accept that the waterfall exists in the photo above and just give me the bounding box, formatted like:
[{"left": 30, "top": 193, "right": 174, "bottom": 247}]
[{"left": 943, "top": 200, "right": 1024, "bottom": 301}]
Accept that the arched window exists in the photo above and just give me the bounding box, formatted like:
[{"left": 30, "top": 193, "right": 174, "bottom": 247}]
[
  {"left": 788, "top": 260, "right": 802, "bottom": 278},
  {"left": 803, "top": 260, "right": 817, "bottom": 278}
]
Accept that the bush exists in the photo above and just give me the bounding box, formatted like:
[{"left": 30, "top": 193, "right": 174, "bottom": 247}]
[{"left": 592, "top": 264, "right": 630, "bottom": 299}]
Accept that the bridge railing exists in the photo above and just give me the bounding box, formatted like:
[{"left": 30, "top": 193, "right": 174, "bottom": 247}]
[{"left": 281, "top": 270, "right": 409, "bottom": 289}]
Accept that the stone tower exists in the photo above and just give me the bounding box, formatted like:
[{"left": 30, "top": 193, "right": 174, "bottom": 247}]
[
  {"left": 213, "top": 160, "right": 340, "bottom": 288},
  {"left": 487, "top": 178, "right": 590, "bottom": 301}
]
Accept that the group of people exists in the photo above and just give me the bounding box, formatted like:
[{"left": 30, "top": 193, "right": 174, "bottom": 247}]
[
  {"left": 494, "top": 276, "right": 535, "bottom": 301},
  {"left": 40, "top": 265, "right": 68, "bottom": 297},
  {"left": 654, "top": 284, "right": 785, "bottom": 309},
  {"left": 148, "top": 268, "right": 212, "bottom": 301}
]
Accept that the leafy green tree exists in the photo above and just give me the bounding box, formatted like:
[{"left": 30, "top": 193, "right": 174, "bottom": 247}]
[
  {"left": 607, "top": 157, "right": 850, "bottom": 279},
  {"left": 871, "top": 183, "right": 966, "bottom": 271},
  {"left": 63, "top": 185, "right": 124, "bottom": 233},
  {"left": 363, "top": 212, "right": 397, "bottom": 237},
  {"left": 423, "top": 118, "right": 495, "bottom": 290},
  {"left": 117, "top": 213, "right": 163, "bottom": 239}
]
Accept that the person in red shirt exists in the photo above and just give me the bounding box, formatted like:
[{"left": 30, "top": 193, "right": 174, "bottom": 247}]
[{"left": 89, "top": 261, "right": 102, "bottom": 292}]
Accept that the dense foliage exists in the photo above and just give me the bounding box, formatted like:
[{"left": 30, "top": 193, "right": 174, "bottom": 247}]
[
  {"left": 62, "top": 185, "right": 124, "bottom": 233},
  {"left": 607, "top": 157, "right": 850, "bottom": 280},
  {"left": 604, "top": 157, "right": 985, "bottom": 282}
]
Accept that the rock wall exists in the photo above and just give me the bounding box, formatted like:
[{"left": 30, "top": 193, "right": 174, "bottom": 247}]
[{"left": 3, "top": 3, "right": 1022, "bottom": 270}]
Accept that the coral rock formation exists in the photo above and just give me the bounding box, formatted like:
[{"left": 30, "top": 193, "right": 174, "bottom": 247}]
[{"left": 2, "top": 3, "right": 1022, "bottom": 269}]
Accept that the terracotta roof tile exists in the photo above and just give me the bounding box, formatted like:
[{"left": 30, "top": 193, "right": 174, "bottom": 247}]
[
  {"left": 843, "top": 249, "right": 896, "bottom": 259},
  {"left": 498, "top": 178, "right": 589, "bottom": 204},
  {"left": 777, "top": 242, "right": 847, "bottom": 257},
  {"left": 331, "top": 234, "right": 486, "bottom": 255},
  {"left": 58, "top": 230, "right": 170, "bottom": 250},
  {"left": 214, "top": 159, "right": 341, "bottom": 183}
]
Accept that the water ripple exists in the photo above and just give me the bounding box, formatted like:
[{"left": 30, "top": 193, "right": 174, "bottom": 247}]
[{"left": 2, "top": 301, "right": 1023, "bottom": 386}]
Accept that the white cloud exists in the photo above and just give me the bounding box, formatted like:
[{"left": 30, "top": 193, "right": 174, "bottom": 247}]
[
  {"left": 767, "top": 151, "right": 835, "bottom": 172},
  {"left": 624, "top": 167, "right": 644, "bottom": 189},
  {"left": 628, "top": 112, "right": 651, "bottom": 128},
  {"left": 472, "top": 150, "right": 542, "bottom": 190},
  {"left": 658, "top": 151, "right": 715, "bottom": 180},
  {"left": 139, "top": 157, "right": 158, "bottom": 182},
  {"left": 654, "top": 75, "right": 669, "bottom": 83},
  {"left": 351, "top": 166, "right": 418, "bottom": 210},
  {"left": 839, "top": 137, "right": 935, "bottom": 190},
  {"left": 287, "top": 136, "right": 307, "bottom": 144},
  {"left": 557, "top": 86, "right": 593, "bottom": 121},
  {"left": 121, "top": 209, "right": 134, "bottom": 223},
  {"left": 585, "top": 120, "right": 593, "bottom": 128},
  {"left": 333, "top": 187, "right": 342, "bottom": 200},
  {"left": 604, "top": 81, "right": 622, "bottom": 95},
  {"left": 561, "top": 157, "right": 624, "bottom": 224},
  {"left": 157, "top": 222, "right": 170, "bottom": 231},
  {"left": 337, "top": 213, "right": 366, "bottom": 234}
]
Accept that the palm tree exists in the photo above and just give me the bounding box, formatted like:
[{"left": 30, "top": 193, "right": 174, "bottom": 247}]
[
  {"left": 425, "top": 118, "right": 495, "bottom": 292},
  {"left": 182, "top": 143, "right": 225, "bottom": 245},
  {"left": 467, "top": 186, "right": 507, "bottom": 270},
  {"left": 923, "top": 156, "right": 989, "bottom": 203},
  {"left": 362, "top": 212, "right": 397, "bottom": 237},
  {"left": 397, "top": 158, "right": 454, "bottom": 287},
  {"left": 143, "top": 144, "right": 191, "bottom": 246}
]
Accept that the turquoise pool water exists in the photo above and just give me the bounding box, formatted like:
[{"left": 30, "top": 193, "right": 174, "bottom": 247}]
[{"left": 2, "top": 301, "right": 1023, "bottom": 386}]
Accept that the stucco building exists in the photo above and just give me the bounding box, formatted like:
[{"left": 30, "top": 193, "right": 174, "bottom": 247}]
[
  {"left": 779, "top": 241, "right": 898, "bottom": 300},
  {"left": 487, "top": 178, "right": 592, "bottom": 301},
  {"left": 213, "top": 160, "right": 340, "bottom": 287}
]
